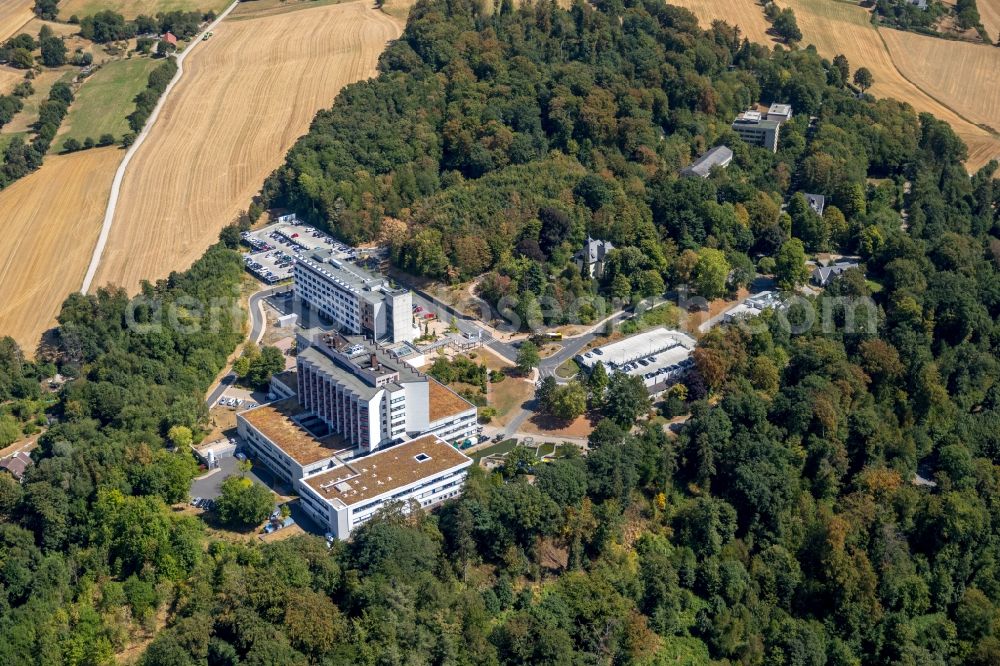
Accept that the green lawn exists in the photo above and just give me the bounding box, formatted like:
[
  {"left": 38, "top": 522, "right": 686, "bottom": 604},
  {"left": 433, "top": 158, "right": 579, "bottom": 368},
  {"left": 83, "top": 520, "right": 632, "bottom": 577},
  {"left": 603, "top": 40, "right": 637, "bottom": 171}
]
[
  {"left": 471, "top": 439, "right": 518, "bottom": 463},
  {"left": 555, "top": 358, "right": 579, "bottom": 379},
  {"left": 57, "top": 57, "right": 159, "bottom": 152}
]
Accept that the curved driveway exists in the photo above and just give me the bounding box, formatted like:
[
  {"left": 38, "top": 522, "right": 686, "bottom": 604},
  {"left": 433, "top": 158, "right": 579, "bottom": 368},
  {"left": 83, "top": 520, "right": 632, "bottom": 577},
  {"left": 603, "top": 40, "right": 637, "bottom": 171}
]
[{"left": 205, "top": 286, "right": 282, "bottom": 406}]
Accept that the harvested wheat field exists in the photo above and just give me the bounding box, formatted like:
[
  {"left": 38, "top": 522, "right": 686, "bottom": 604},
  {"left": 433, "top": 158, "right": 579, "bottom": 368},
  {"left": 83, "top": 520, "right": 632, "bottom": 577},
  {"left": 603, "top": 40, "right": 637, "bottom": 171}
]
[
  {"left": 663, "top": 0, "right": 775, "bottom": 45},
  {"left": 58, "top": 0, "right": 232, "bottom": 21},
  {"left": 90, "top": 0, "right": 402, "bottom": 294},
  {"left": 978, "top": 0, "right": 1000, "bottom": 43},
  {"left": 882, "top": 28, "right": 1000, "bottom": 134},
  {"left": 668, "top": 0, "right": 1000, "bottom": 170},
  {"left": 0, "top": 147, "right": 121, "bottom": 352},
  {"left": 0, "top": 1, "right": 33, "bottom": 43}
]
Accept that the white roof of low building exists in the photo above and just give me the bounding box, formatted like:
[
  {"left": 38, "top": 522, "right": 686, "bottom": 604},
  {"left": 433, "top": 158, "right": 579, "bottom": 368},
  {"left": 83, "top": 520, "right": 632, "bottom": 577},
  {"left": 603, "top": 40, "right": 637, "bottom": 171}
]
[
  {"left": 681, "top": 145, "right": 733, "bottom": 178},
  {"left": 577, "top": 327, "right": 696, "bottom": 371}
]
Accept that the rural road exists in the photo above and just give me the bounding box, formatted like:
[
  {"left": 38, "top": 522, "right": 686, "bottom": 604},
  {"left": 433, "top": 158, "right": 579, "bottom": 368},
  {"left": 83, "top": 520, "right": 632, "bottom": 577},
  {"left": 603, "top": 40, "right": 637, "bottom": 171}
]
[
  {"left": 205, "top": 286, "right": 282, "bottom": 406},
  {"left": 80, "top": 1, "right": 241, "bottom": 294}
]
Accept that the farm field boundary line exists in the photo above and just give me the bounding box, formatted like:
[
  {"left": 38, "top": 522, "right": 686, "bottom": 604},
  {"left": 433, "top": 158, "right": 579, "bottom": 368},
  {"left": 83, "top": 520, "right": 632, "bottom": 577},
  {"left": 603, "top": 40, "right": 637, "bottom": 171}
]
[
  {"left": 0, "top": 2, "right": 34, "bottom": 43},
  {"left": 79, "top": 0, "right": 241, "bottom": 294},
  {"left": 89, "top": 1, "right": 402, "bottom": 293},
  {"left": 873, "top": 26, "right": 1000, "bottom": 140}
]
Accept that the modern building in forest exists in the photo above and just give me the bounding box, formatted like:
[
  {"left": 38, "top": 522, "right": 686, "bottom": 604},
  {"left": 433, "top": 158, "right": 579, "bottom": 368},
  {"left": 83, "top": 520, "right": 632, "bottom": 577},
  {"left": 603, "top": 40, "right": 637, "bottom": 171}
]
[
  {"left": 237, "top": 330, "right": 478, "bottom": 539},
  {"left": 294, "top": 249, "right": 415, "bottom": 343}
]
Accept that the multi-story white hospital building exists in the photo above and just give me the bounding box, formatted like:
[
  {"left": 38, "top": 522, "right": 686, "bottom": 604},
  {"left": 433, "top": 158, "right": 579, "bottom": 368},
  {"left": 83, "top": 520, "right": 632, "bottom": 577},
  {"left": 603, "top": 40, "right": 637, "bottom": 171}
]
[
  {"left": 294, "top": 249, "right": 415, "bottom": 343},
  {"left": 236, "top": 330, "right": 479, "bottom": 539}
]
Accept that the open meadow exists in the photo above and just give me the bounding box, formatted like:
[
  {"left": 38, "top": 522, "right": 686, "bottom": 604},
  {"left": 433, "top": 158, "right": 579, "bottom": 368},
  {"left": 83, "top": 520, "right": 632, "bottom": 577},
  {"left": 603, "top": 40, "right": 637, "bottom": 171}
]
[
  {"left": 56, "top": 56, "right": 160, "bottom": 150},
  {"left": 90, "top": 0, "right": 403, "bottom": 293},
  {"left": 657, "top": 0, "right": 775, "bottom": 44},
  {"left": 0, "top": 1, "right": 34, "bottom": 42},
  {"left": 58, "top": 0, "right": 232, "bottom": 20},
  {"left": 0, "top": 147, "right": 122, "bottom": 352},
  {"left": 1, "top": 69, "right": 76, "bottom": 135},
  {"left": 0, "top": 66, "right": 25, "bottom": 96},
  {"left": 666, "top": 0, "right": 1000, "bottom": 170}
]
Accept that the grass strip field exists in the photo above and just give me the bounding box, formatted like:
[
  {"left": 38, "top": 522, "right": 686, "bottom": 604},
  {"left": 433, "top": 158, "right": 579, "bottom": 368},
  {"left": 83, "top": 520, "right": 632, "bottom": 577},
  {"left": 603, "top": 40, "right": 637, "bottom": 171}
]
[
  {"left": 0, "top": 66, "right": 25, "bottom": 97},
  {"left": 2, "top": 69, "right": 75, "bottom": 135},
  {"left": 56, "top": 57, "right": 160, "bottom": 151},
  {"left": 0, "top": 1, "right": 34, "bottom": 43},
  {"left": 0, "top": 147, "right": 122, "bottom": 353},
  {"left": 58, "top": 0, "right": 232, "bottom": 21},
  {"left": 91, "top": 0, "right": 402, "bottom": 293}
]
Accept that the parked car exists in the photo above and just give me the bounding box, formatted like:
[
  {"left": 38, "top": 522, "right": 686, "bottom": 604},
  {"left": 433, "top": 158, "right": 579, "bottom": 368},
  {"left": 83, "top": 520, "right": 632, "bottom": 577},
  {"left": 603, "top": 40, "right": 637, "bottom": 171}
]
[{"left": 190, "top": 497, "right": 202, "bottom": 507}]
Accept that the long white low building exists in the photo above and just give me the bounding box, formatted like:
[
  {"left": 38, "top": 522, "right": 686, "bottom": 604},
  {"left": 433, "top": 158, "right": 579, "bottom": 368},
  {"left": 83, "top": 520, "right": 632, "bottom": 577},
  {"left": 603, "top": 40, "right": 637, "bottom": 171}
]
[
  {"left": 236, "top": 327, "right": 479, "bottom": 540},
  {"left": 237, "top": 399, "right": 471, "bottom": 538},
  {"left": 576, "top": 327, "right": 696, "bottom": 393}
]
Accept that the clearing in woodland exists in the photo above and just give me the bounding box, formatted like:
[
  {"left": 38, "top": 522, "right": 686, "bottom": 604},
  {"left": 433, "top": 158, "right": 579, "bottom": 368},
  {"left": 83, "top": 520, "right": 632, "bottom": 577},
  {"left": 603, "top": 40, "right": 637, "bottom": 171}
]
[
  {"left": 0, "top": 147, "right": 121, "bottom": 353},
  {"left": 58, "top": 0, "right": 232, "bottom": 21},
  {"left": 667, "top": 0, "right": 1000, "bottom": 170},
  {"left": 0, "top": 2, "right": 34, "bottom": 42},
  {"left": 0, "top": 66, "right": 24, "bottom": 96},
  {"left": 90, "top": 0, "right": 402, "bottom": 293}
]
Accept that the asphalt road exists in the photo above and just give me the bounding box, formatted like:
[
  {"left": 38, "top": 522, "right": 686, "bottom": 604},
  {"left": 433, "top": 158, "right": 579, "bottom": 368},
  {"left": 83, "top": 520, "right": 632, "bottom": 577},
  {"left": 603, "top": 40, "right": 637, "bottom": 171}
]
[
  {"left": 205, "top": 286, "right": 282, "bottom": 407},
  {"left": 535, "top": 309, "right": 633, "bottom": 379}
]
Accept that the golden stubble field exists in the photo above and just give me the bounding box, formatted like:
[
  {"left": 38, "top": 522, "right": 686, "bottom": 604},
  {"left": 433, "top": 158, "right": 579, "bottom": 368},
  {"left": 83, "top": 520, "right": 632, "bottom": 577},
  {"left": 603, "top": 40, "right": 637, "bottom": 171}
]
[
  {"left": 977, "top": 0, "right": 1000, "bottom": 42},
  {"left": 667, "top": 0, "right": 1000, "bottom": 170},
  {"left": 90, "top": 0, "right": 403, "bottom": 294},
  {"left": 881, "top": 27, "right": 1000, "bottom": 134},
  {"left": 0, "top": 147, "right": 122, "bottom": 352},
  {"left": 0, "top": 1, "right": 33, "bottom": 42}
]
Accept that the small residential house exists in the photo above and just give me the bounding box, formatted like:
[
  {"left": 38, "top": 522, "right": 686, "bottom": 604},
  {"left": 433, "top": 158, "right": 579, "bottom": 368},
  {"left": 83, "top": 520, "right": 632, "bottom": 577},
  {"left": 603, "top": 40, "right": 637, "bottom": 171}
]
[
  {"left": 812, "top": 260, "right": 861, "bottom": 287},
  {"left": 804, "top": 193, "right": 825, "bottom": 216},
  {"left": 0, "top": 452, "right": 32, "bottom": 482},
  {"left": 163, "top": 32, "right": 178, "bottom": 47},
  {"left": 576, "top": 237, "right": 615, "bottom": 278}
]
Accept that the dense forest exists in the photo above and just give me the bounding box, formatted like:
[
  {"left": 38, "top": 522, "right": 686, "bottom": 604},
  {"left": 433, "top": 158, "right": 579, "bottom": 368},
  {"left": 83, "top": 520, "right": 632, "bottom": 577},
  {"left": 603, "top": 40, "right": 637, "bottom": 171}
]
[
  {"left": 261, "top": 0, "right": 966, "bottom": 328},
  {"left": 0, "top": 0, "right": 999, "bottom": 663}
]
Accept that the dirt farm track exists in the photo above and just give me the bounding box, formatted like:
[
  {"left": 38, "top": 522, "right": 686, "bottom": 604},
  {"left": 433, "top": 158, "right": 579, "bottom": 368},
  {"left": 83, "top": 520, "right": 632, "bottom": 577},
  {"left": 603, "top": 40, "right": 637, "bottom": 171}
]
[
  {"left": 0, "top": 147, "right": 122, "bottom": 352},
  {"left": 89, "top": 0, "right": 403, "bottom": 294}
]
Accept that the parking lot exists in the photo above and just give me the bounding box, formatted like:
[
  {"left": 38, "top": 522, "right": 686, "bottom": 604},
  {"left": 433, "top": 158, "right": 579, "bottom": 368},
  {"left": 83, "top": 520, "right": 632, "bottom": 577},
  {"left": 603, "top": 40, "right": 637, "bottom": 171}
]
[
  {"left": 214, "top": 390, "right": 260, "bottom": 412},
  {"left": 190, "top": 455, "right": 276, "bottom": 501},
  {"left": 241, "top": 217, "right": 362, "bottom": 284}
]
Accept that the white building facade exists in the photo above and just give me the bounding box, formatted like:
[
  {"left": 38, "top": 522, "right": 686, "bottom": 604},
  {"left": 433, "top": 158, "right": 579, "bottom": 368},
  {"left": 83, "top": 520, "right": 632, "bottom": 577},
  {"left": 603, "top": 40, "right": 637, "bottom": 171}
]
[
  {"left": 297, "top": 435, "right": 472, "bottom": 538},
  {"left": 295, "top": 331, "right": 478, "bottom": 452},
  {"left": 294, "top": 250, "right": 415, "bottom": 343}
]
